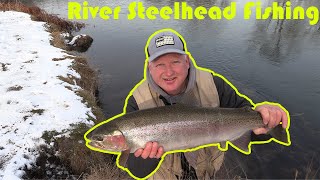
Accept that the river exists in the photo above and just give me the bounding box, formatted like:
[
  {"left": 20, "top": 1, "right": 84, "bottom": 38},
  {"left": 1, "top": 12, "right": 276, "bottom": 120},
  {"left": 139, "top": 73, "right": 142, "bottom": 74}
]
[{"left": 22, "top": 0, "right": 320, "bottom": 178}]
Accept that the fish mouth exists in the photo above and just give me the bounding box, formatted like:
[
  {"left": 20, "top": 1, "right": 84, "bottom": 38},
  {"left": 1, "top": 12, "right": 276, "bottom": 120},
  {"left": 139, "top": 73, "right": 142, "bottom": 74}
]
[
  {"left": 88, "top": 134, "right": 129, "bottom": 152},
  {"left": 88, "top": 140, "right": 104, "bottom": 149},
  {"left": 88, "top": 139, "right": 121, "bottom": 151}
]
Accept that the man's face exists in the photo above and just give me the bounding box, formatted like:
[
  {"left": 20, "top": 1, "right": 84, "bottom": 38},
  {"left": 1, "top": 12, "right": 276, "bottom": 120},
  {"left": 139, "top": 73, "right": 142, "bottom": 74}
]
[{"left": 148, "top": 53, "right": 190, "bottom": 95}]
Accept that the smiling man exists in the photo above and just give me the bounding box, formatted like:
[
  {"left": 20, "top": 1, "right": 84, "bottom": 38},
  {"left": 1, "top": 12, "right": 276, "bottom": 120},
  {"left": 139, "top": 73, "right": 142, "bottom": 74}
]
[{"left": 124, "top": 29, "right": 288, "bottom": 179}]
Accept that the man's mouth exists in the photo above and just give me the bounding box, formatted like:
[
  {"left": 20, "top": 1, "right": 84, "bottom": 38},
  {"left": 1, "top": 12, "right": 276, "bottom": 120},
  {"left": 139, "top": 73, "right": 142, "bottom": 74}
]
[{"left": 163, "top": 77, "right": 176, "bottom": 82}]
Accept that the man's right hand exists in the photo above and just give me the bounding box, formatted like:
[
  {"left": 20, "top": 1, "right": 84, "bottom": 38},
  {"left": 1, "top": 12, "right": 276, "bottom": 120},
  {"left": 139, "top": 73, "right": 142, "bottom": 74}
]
[{"left": 134, "top": 141, "right": 164, "bottom": 159}]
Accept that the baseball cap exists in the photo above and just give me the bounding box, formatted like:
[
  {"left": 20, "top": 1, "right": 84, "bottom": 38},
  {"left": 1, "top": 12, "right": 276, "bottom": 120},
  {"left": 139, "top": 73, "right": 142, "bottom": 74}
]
[{"left": 147, "top": 30, "right": 186, "bottom": 62}]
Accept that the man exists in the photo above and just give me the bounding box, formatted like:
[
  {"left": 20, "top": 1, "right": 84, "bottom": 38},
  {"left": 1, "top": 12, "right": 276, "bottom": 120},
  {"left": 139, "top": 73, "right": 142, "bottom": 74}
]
[{"left": 124, "top": 29, "right": 288, "bottom": 179}]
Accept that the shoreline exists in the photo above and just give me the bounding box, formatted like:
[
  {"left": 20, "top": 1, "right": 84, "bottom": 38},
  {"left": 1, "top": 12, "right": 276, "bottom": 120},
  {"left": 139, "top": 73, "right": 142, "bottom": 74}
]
[{"left": 0, "top": 2, "right": 129, "bottom": 179}]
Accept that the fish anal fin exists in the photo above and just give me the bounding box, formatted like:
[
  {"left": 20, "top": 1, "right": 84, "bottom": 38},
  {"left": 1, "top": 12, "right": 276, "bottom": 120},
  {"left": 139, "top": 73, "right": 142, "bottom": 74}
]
[
  {"left": 231, "top": 131, "right": 251, "bottom": 153},
  {"left": 184, "top": 151, "right": 199, "bottom": 168},
  {"left": 118, "top": 149, "right": 130, "bottom": 167},
  {"left": 219, "top": 141, "right": 227, "bottom": 151}
]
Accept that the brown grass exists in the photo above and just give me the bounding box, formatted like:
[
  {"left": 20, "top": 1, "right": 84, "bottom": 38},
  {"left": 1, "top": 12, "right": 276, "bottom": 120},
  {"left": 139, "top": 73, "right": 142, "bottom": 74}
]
[
  {"left": 23, "top": 60, "right": 34, "bottom": 63},
  {"left": 23, "top": 144, "right": 71, "bottom": 179},
  {"left": 77, "top": 89, "right": 105, "bottom": 123},
  {"left": 0, "top": 155, "right": 7, "bottom": 170},
  {"left": 50, "top": 31, "right": 70, "bottom": 51},
  {"left": 304, "top": 153, "right": 320, "bottom": 179},
  {"left": 58, "top": 75, "right": 75, "bottom": 85},
  {"left": 56, "top": 136, "right": 132, "bottom": 179},
  {"left": 55, "top": 56, "right": 105, "bottom": 125},
  {"left": 52, "top": 39, "right": 107, "bottom": 180},
  {"left": 72, "top": 56, "right": 98, "bottom": 94},
  {"left": 34, "top": 125, "right": 130, "bottom": 179},
  {"left": 84, "top": 163, "right": 133, "bottom": 180},
  {"left": 37, "top": 123, "right": 120, "bottom": 178},
  {"left": 57, "top": 55, "right": 105, "bottom": 124}
]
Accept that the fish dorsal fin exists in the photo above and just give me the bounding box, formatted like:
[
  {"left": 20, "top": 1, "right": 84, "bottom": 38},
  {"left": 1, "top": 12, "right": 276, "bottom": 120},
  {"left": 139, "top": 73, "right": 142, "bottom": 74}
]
[
  {"left": 231, "top": 131, "right": 251, "bottom": 153},
  {"left": 171, "top": 103, "right": 198, "bottom": 109},
  {"left": 178, "top": 89, "right": 201, "bottom": 107}
]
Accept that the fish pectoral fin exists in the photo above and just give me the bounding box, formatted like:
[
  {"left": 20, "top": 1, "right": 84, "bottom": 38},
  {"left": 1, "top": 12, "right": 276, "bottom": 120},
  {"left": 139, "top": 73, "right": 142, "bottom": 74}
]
[
  {"left": 231, "top": 131, "right": 251, "bottom": 153},
  {"left": 118, "top": 149, "right": 130, "bottom": 167},
  {"left": 268, "top": 124, "right": 289, "bottom": 144}
]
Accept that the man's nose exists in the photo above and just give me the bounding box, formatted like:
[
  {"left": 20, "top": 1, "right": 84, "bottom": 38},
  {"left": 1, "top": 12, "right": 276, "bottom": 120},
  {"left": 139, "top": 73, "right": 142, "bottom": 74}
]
[{"left": 165, "top": 66, "right": 174, "bottom": 76}]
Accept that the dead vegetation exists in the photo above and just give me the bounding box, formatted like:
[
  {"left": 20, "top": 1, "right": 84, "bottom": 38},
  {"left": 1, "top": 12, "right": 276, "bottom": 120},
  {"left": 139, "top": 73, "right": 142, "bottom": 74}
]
[
  {"left": 57, "top": 136, "right": 131, "bottom": 179},
  {"left": 7, "top": 85, "right": 23, "bottom": 91},
  {"left": 0, "top": 156, "right": 8, "bottom": 170},
  {"left": 302, "top": 153, "right": 320, "bottom": 179},
  {"left": 84, "top": 163, "right": 133, "bottom": 180},
  {"left": 30, "top": 109, "right": 45, "bottom": 115},
  {"left": 22, "top": 140, "right": 132, "bottom": 179},
  {"left": 1, "top": 62, "right": 9, "bottom": 71},
  {"left": 50, "top": 30, "right": 70, "bottom": 51},
  {"left": 57, "top": 55, "right": 105, "bottom": 124}
]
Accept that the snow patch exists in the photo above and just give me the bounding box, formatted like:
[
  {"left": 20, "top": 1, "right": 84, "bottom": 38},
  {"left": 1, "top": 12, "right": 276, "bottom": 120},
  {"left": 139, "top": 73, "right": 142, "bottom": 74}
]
[
  {"left": 67, "top": 34, "right": 88, "bottom": 46},
  {"left": 0, "top": 11, "right": 95, "bottom": 179}
]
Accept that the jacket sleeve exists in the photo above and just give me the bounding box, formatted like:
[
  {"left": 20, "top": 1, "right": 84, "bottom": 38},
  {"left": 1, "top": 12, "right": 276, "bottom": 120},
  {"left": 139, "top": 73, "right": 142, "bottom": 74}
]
[
  {"left": 125, "top": 95, "right": 161, "bottom": 178},
  {"left": 212, "top": 75, "right": 252, "bottom": 108}
]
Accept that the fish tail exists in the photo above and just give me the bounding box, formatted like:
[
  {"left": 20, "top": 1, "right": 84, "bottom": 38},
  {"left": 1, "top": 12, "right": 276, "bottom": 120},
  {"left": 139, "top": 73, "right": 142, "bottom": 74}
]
[{"left": 268, "top": 124, "right": 289, "bottom": 144}]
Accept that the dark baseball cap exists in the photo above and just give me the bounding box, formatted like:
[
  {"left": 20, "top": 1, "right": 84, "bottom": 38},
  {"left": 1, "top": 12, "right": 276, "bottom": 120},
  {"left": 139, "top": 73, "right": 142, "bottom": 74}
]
[{"left": 146, "top": 30, "right": 186, "bottom": 62}]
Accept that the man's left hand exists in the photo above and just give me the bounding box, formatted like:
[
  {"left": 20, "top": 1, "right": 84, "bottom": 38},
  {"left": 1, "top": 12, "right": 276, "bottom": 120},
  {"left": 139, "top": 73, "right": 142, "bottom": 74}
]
[{"left": 253, "top": 104, "right": 288, "bottom": 135}]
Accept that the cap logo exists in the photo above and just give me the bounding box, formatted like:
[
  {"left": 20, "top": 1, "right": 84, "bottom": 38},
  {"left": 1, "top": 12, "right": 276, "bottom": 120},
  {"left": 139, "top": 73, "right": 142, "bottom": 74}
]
[{"left": 155, "top": 35, "right": 175, "bottom": 48}]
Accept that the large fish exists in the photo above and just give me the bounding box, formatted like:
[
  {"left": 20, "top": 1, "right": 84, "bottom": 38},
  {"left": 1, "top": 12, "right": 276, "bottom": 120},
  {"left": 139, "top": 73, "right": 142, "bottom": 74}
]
[{"left": 85, "top": 104, "right": 289, "bottom": 155}]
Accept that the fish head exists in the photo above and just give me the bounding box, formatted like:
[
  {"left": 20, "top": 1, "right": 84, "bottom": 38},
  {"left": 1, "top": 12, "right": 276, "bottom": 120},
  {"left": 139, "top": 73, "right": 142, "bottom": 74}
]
[{"left": 88, "top": 130, "right": 129, "bottom": 152}]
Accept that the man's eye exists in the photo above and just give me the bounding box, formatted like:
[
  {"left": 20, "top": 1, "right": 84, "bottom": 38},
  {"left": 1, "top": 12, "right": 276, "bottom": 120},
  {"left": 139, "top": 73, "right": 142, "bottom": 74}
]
[
  {"left": 156, "top": 64, "right": 164, "bottom": 67},
  {"left": 173, "top": 60, "right": 180, "bottom": 64}
]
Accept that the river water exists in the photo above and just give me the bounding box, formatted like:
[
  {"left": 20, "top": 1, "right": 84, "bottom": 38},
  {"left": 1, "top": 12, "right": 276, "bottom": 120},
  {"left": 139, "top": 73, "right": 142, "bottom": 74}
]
[{"left": 23, "top": 0, "right": 320, "bottom": 178}]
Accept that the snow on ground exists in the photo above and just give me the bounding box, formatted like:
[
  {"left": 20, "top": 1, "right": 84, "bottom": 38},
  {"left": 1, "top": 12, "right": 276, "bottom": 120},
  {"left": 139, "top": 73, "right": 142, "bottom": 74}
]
[
  {"left": 0, "top": 11, "right": 95, "bottom": 179},
  {"left": 67, "top": 34, "right": 88, "bottom": 46}
]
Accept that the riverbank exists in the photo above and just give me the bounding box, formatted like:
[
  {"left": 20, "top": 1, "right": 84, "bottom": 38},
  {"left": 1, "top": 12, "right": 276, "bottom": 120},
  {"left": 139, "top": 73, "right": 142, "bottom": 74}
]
[{"left": 0, "top": 2, "right": 129, "bottom": 179}]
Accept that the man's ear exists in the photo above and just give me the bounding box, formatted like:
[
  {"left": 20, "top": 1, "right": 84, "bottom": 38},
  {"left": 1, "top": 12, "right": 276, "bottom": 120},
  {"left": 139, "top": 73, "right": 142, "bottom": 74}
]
[{"left": 185, "top": 55, "right": 190, "bottom": 68}]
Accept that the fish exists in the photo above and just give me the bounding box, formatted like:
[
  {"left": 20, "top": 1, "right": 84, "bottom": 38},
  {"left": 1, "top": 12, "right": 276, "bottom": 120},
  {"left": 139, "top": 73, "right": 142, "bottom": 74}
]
[{"left": 86, "top": 104, "right": 289, "bottom": 155}]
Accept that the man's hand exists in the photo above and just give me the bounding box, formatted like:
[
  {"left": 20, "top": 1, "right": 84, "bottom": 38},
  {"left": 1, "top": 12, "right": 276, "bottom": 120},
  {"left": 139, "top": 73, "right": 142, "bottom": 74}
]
[
  {"left": 134, "top": 141, "right": 164, "bottom": 159},
  {"left": 253, "top": 104, "right": 288, "bottom": 135}
]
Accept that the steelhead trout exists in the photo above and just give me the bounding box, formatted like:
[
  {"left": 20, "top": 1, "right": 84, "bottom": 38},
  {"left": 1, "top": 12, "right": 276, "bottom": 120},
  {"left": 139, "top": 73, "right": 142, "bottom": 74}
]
[{"left": 86, "top": 105, "right": 289, "bottom": 154}]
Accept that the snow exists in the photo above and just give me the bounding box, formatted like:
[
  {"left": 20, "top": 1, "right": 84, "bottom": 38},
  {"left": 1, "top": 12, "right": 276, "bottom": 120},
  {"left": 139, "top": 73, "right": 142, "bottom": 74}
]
[
  {"left": 0, "top": 11, "right": 95, "bottom": 179},
  {"left": 67, "top": 34, "right": 88, "bottom": 46},
  {"left": 60, "top": 32, "right": 72, "bottom": 44}
]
